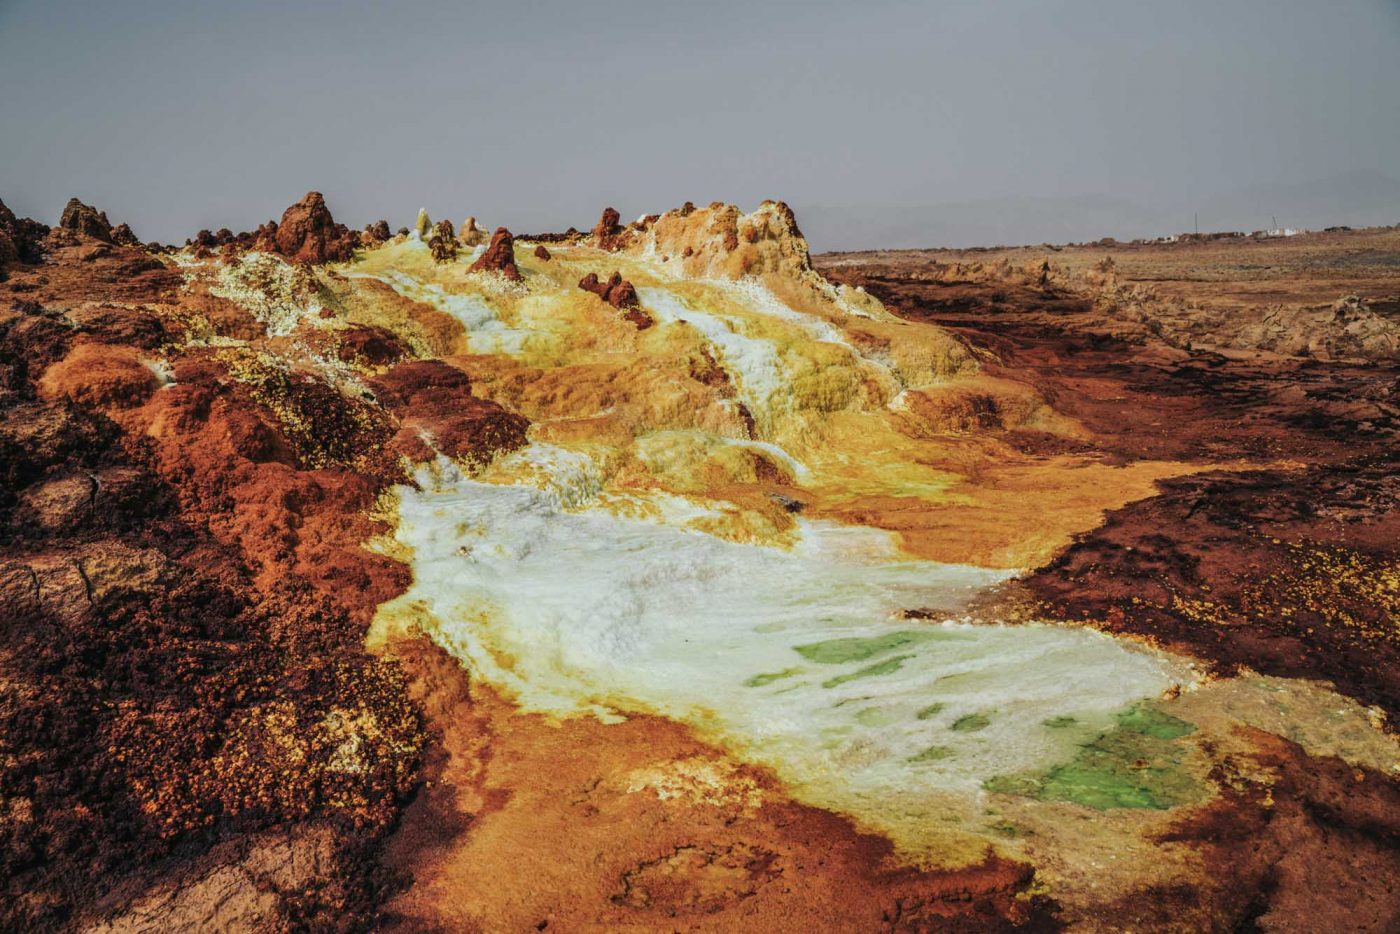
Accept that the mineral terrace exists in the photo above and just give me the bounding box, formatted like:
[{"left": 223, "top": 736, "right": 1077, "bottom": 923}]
[{"left": 1, "top": 193, "right": 1398, "bottom": 931}]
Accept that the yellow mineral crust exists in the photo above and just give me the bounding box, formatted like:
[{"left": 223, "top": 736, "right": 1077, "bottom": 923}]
[{"left": 330, "top": 219, "right": 1180, "bottom": 562}]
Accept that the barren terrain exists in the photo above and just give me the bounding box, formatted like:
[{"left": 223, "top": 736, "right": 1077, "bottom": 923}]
[{"left": 2, "top": 197, "right": 1397, "bottom": 932}]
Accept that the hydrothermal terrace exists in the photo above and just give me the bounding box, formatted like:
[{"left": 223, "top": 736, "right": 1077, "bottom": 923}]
[{"left": 2, "top": 193, "right": 1397, "bottom": 931}]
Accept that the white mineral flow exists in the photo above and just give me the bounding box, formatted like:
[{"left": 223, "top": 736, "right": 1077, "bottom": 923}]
[{"left": 375, "top": 448, "right": 1186, "bottom": 853}]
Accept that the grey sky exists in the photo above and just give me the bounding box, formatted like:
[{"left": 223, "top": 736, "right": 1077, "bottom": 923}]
[{"left": 2, "top": 0, "right": 1398, "bottom": 250}]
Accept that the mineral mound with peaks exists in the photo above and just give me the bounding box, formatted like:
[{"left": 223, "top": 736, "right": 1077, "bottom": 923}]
[{"left": 2, "top": 193, "right": 1398, "bottom": 931}]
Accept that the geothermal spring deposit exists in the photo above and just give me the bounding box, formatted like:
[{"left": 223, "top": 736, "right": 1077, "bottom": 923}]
[{"left": 1, "top": 192, "right": 1398, "bottom": 931}]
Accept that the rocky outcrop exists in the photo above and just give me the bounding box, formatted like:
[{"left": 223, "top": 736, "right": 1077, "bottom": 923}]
[
  {"left": 0, "top": 228, "right": 14, "bottom": 279},
  {"left": 533, "top": 244, "right": 551, "bottom": 261},
  {"left": 272, "top": 191, "right": 357, "bottom": 264},
  {"left": 0, "top": 198, "right": 51, "bottom": 265},
  {"left": 578, "top": 271, "right": 652, "bottom": 328},
  {"left": 578, "top": 270, "right": 635, "bottom": 308},
  {"left": 0, "top": 302, "right": 427, "bottom": 931},
  {"left": 592, "top": 206, "right": 623, "bottom": 250},
  {"left": 333, "top": 324, "right": 409, "bottom": 367},
  {"left": 59, "top": 197, "right": 114, "bottom": 242},
  {"left": 110, "top": 222, "right": 140, "bottom": 247},
  {"left": 363, "top": 219, "right": 392, "bottom": 244},
  {"left": 38, "top": 342, "right": 158, "bottom": 409},
  {"left": 467, "top": 227, "right": 521, "bottom": 280},
  {"left": 641, "top": 200, "right": 814, "bottom": 281},
  {"left": 249, "top": 220, "right": 279, "bottom": 253},
  {"left": 428, "top": 219, "right": 458, "bottom": 262}
]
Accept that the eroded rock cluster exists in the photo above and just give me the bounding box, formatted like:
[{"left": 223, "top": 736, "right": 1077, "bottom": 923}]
[
  {"left": 0, "top": 198, "right": 51, "bottom": 275},
  {"left": 427, "top": 218, "right": 458, "bottom": 262},
  {"left": 578, "top": 270, "right": 652, "bottom": 328}
]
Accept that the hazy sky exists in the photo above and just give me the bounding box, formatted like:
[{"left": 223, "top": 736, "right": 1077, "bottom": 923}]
[{"left": 2, "top": 0, "right": 1398, "bottom": 249}]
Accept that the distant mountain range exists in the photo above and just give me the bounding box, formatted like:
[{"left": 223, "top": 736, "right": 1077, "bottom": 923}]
[{"left": 801, "top": 170, "right": 1400, "bottom": 252}]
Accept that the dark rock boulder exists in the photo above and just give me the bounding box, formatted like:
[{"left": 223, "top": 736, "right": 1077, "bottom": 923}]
[{"left": 578, "top": 271, "right": 651, "bottom": 328}]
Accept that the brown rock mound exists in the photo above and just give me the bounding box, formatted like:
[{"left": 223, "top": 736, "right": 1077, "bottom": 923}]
[
  {"left": 533, "top": 244, "right": 551, "bottom": 261},
  {"left": 109, "top": 222, "right": 140, "bottom": 247},
  {"left": 0, "top": 229, "right": 14, "bottom": 280},
  {"left": 467, "top": 228, "right": 521, "bottom": 281},
  {"left": 592, "top": 206, "right": 623, "bottom": 249},
  {"left": 578, "top": 271, "right": 638, "bottom": 308},
  {"left": 579, "top": 272, "right": 653, "bottom": 329},
  {"left": 59, "top": 197, "right": 114, "bottom": 242},
  {"left": 428, "top": 219, "right": 458, "bottom": 262},
  {"left": 0, "top": 198, "right": 51, "bottom": 264},
  {"left": 334, "top": 325, "right": 410, "bottom": 368},
  {"left": 272, "top": 191, "right": 357, "bottom": 264},
  {"left": 363, "top": 219, "right": 392, "bottom": 244}
]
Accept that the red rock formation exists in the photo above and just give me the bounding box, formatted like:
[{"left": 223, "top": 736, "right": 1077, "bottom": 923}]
[
  {"left": 578, "top": 270, "right": 639, "bottom": 309},
  {"left": 0, "top": 230, "right": 14, "bottom": 280},
  {"left": 578, "top": 271, "right": 651, "bottom": 327},
  {"left": 59, "top": 198, "right": 113, "bottom": 242},
  {"left": 0, "top": 300, "right": 430, "bottom": 931},
  {"left": 272, "top": 191, "right": 357, "bottom": 264},
  {"left": 609, "top": 279, "right": 639, "bottom": 309},
  {"left": 533, "top": 244, "right": 551, "bottom": 261},
  {"left": 38, "top": 342, "right": 158, "bottom": 409},
  {"left": 592, "top": 206, "right": 623, "bottom": 249},
  {"left": 578, "top": 271, "right": 611, "bottom": 299},
  {"left": 467, "top": 227, "right": 521, "bottom": 280},
  {"left": 109, "top": 223, "right": 140, "bottom": 247},
  {"left": 251, "top": 220, "right": 279, "bottom": 253},
  {"left": 621, "top": 306, "right": 653, "bottom": 330}
]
